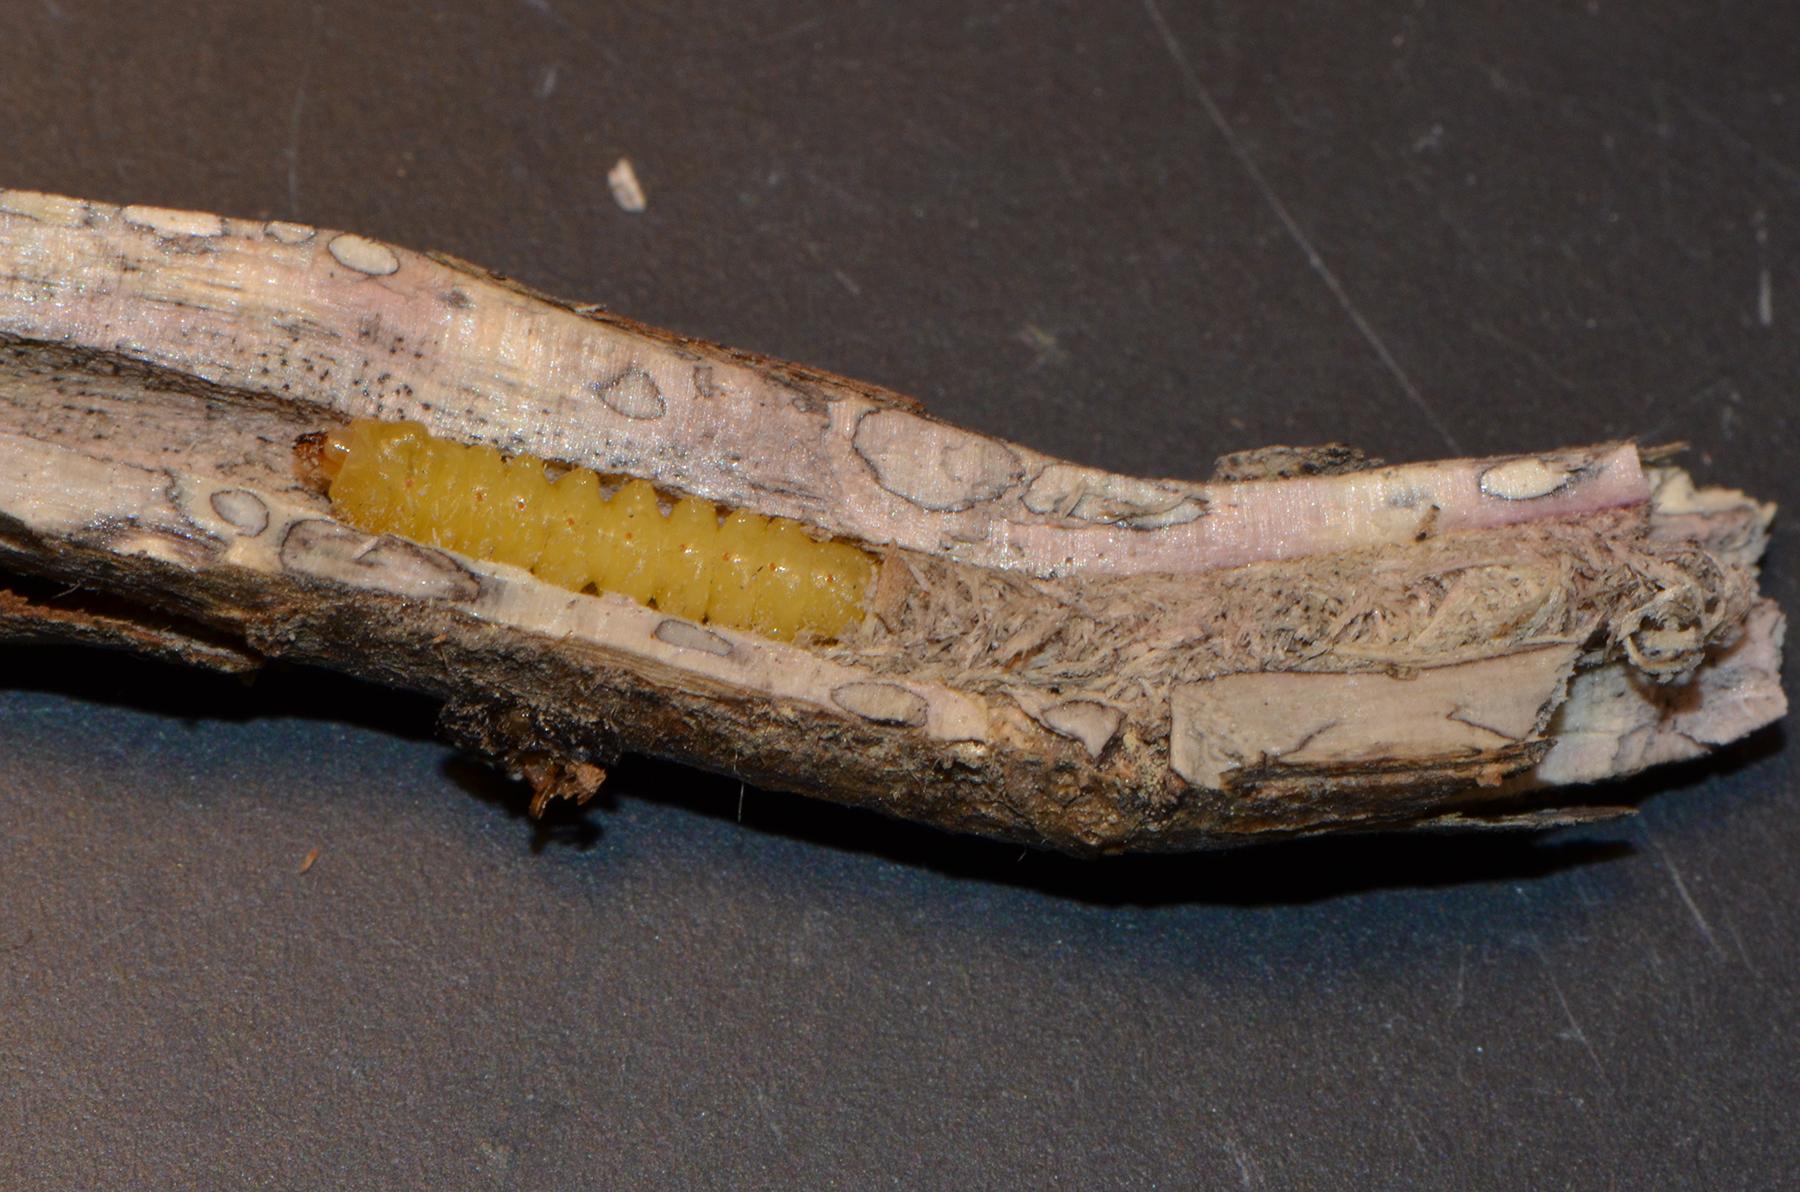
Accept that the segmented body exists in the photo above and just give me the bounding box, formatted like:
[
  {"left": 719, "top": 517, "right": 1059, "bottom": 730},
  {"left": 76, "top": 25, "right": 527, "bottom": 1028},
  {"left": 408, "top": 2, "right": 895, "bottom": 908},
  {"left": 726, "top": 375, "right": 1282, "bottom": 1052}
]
[{"left": 322, "top": 420, "right": 874, "bottom": 641}]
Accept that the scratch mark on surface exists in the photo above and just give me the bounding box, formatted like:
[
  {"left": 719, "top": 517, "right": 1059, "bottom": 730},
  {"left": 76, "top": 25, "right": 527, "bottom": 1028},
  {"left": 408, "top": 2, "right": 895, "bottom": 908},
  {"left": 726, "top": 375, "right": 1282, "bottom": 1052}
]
[
  {"left": 1684, "top": 100, "right": 1800, "bottom": 189},
  {"left": 1720, "top": 914, "right": 1762, "bottom": 978},
  {"left": 1468, "top": 319, "right": 1577, "bottom": 392},
  {"left": 1397, "top": 1106, "right": 1429, "bottom": 1161},
  {"left": 799, "top": 166, "right": 879, "bottom": 218},
  {"left": 1141, "top": 0, "right": 1461, "bottom": 453},
  {"left": 751, "top": 1083, "right": 786, "bottom": 1145},
  {"left": 1641, "top": 376, "right": 1739, "bottom": 443},
  {"left": 1017, "top": 323, "right": 1069, "bottom": 369},
  {"left": 1220, "top": 1133, "right": 1262, "bottom": 1189},
  {"left": 758, "top": 14, "right": 823, "bottom": 43},
  {"left": 1528, "top": 933, "right": 1610, "bottom": 1091},
  {"left": 1754, "top": 207, "right": 1773, "bottom": 327},
  {"left": 535, "top": 63, "right": 559, "bottom": 100},
  {"left": 286, "top": 82, "right": 308, "bottom": 216},
  {"left": 90, "top": 914, "right": 146, "bottom": 953},
  {"left": 284, "top": 8, "right": 322, "bottom": 218},
  {"left": 1637, "top": 819, "right": 1723, "bottom": 956},
  {"left": 1650, "top": 83, "right": 1681, "bottom": 242}
]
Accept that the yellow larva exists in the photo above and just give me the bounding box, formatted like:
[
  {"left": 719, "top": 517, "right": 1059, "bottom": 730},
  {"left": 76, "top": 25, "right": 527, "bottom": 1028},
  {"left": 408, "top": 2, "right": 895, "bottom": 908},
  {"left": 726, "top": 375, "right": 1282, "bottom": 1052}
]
[{"left": 319, "top": 419, "right": 875, "bottom": 642}]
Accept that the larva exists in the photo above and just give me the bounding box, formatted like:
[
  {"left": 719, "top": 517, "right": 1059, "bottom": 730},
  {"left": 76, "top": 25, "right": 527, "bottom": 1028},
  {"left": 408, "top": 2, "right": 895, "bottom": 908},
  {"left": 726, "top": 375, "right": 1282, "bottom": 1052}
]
[{"left": 319, "top": 419, "right": 876, "bottom": 642}]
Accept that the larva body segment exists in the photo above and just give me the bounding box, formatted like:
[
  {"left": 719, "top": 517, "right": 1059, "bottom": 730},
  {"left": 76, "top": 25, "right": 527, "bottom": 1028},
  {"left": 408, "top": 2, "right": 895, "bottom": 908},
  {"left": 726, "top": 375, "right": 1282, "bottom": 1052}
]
[{"left": 322, "top": 419, "right": 875, "bottom": 642}]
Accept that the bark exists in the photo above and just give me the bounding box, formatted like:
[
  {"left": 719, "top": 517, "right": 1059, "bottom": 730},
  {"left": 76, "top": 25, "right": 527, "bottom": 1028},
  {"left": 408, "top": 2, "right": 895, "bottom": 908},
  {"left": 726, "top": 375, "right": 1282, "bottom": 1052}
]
[{"left": 0, "top": 191, "right": 1784, "bottom": 852}]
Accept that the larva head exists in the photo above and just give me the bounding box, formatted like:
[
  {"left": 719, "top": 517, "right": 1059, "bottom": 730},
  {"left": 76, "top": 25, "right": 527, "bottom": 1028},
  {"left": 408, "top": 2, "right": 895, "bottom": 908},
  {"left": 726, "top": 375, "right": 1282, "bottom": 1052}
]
[{"left": 319, "top": 428, "right": 352, "bottom": 481}]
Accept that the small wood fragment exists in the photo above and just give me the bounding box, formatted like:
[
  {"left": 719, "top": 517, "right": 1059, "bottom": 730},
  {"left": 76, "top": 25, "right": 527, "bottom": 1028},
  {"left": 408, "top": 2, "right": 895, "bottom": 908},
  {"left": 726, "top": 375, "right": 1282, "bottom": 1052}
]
[{"left": 607, "top": 158, "right": 647, "bottom": 213}]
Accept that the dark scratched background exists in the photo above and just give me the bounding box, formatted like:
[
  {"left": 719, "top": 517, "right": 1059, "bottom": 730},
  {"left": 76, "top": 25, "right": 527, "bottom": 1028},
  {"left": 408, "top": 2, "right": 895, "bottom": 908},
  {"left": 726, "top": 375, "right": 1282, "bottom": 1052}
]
[{"left": 1, "top": 2, "right": 1795, "bottom": 1186}]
